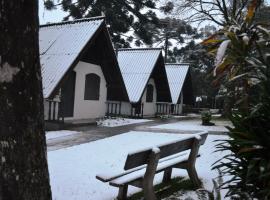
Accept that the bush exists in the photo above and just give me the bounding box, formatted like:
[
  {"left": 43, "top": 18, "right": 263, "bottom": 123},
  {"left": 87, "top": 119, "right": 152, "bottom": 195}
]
[
  {"left": 201, "top": 0, "right": 270, "bottom": 198},
  {"left": 214, "top": 97, "right": 270, "bottom": 199},
  {"left": 201, "top": 111, "right": 214, "bottom": 126}
]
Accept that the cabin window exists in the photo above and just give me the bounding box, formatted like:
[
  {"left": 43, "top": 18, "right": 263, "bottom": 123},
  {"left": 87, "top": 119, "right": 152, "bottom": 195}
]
[
  {"left": 146, "top": 84, "right": 154, "bottom": 102},
  {"left": 84, "top": 73, "right": 100, "bottom": 100}
]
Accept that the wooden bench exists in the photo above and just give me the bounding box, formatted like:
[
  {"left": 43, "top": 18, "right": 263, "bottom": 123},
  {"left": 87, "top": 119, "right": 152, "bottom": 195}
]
[{"left": 96, "top": 131, "right": 208, "bottom": 200}]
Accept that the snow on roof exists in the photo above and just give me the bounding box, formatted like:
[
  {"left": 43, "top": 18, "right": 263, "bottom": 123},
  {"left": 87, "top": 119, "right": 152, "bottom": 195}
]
[
  {"left": 39, "top": 17, "right": 104, "bottom": 98},
  {"left": 117, "top": 48, "right": 162, "bottom": 103},
  {"left": 165, "top": 64, "right": 190, "bottom": 104}
]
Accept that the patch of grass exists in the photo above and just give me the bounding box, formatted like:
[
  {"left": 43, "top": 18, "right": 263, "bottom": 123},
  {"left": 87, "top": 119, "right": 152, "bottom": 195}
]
[{"left": 128, "top": 177, "right": 196, "bottom": 200}]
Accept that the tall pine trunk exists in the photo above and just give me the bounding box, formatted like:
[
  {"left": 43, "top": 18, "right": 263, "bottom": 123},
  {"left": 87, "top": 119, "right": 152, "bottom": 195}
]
[{"left": 0, "top": 0, "right": 52, "bottom": 199}]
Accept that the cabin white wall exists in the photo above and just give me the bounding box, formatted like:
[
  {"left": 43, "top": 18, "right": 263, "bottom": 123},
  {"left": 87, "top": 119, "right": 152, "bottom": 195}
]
[
  {"left": 141, "top": 78, "right": 157, "bottom": 117},
  {"left": 72, "top": 61, "right": 107, "bottom": 119},
  {"left": 115, "top": 79, "right": 157, "bottom": 117}
]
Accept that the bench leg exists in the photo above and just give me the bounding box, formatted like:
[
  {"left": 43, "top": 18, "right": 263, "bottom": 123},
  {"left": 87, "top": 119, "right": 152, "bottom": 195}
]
[
  {"left": 143, "top": 150, "right": 160, "bottom": 200},
  {"left": 117, "top": 185, "right": 128, "bottom": 200},
  {"left": 187, "top": 166, "right": 201, "bottom": 188},
  {"left": 143, "top": 181, "right": 156, "bottom": 200},
  {"left": 162, "top": 168, "right": 172, "bottom": 183},
  {"left": 187, "top": 136, "right": 202, "bottom": 188}
]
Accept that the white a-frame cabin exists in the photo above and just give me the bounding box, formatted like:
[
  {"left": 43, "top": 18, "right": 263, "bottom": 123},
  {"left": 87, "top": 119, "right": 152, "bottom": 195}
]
[
  {"left": 39, "top": 17, "right": 128, "bottom": 125},
  {"left": 165, "top": 63, "right": 194, "bottom": 115},
  {"left": 110, "top": 48, "right": 171, "bottom": 118}
]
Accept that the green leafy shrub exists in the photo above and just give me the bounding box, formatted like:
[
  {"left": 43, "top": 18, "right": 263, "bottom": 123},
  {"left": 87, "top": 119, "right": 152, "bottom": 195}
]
[
  {"left": 202, "top": 0, "right": 270, "bottom": 198},
  {"left": 214, "top": 95, "right": 270, "bottom": 199},
  {"left": 201, "top": 111, "right": 214, "bottom": 125}
]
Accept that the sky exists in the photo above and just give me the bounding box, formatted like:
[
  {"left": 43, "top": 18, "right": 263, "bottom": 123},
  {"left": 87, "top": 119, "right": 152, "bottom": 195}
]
[{"left": 39, "top": 0, "right": 67, "bottom": 25}]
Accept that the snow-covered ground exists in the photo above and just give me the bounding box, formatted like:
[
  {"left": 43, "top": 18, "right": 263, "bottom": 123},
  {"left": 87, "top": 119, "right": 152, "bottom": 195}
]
[
  {"left": 48, "top": 131, "right": 229, "bottom": 200},
  {"left": 46, "top": 130, "right": 79, "bottom": 140},
  {"left": 151, "top": 119, "right": 232, "bottom": 132},
  {"left": 97, "top": 117, "right": 152, "bottom": 127}
]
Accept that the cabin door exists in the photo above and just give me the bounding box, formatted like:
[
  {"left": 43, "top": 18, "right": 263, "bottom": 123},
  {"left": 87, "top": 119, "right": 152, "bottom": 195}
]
[{"left": 61, "top": 71, "right": 76, "bottom": 117}]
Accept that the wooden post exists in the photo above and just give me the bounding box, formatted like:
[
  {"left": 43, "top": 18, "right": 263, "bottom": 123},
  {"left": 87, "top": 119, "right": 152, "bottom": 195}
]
[
  {"left": 117, "top": 185, "right": 128, "bottom": 200},
  {"left": 143, "top": 148, "right": 160, "bottom": 200},
  {"left": 187, "top": 136, "right": 202, "bottom": 188},
  {"left": 106, "top": 102, "right": 109, "bottom": 116},
  {"left": 130, "top": 104, "right": 133, "bottom": 117},
  {"left": 115, "top": 103, "right": 118, "bottom": 115},
  {"left": 57, "top": 102, "right": 60, "bottom": 121},
  {"left": 162, "top": 168, "right": 172, "bottom": 183},
  {"left": 57, "top": 101, "right": 61, "bottom": 122},
  {"left": 141, "top": 103, "right": 144, "bottom": 118},
  {"left": 53, "top": 101, "right": 56, "bottom": 121},
  {"left": 110, "top": 103, "right": 114, "bottom": 115},
  {"left": 119, "top": 101, "right": 122, "bottom": 115},
  {"left": 60, "top": 97, "right": 65, "bottom": 123},
  {"left": 48, "top": 101, "right": 52, "bottom": 121}
]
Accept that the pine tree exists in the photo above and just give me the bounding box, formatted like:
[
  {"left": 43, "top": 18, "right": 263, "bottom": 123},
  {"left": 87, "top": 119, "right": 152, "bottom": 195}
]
[
  {"left": 0, "top": 0, "right": 52, "bottom": 199},
  {"left": 44, "top": 0, "right": 160, "bottom": 47},
  {"left": 155, "top": 17, "right": 199, "bottom": 62},
  {"left": 175, "top": 41, "right": 218, "bottom": 103}
]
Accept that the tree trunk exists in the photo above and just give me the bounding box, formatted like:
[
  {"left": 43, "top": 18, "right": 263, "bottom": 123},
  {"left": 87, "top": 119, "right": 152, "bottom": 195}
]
[
  {"left": 0, "top": 0, "right": 52, "bottom": 199},
  {"left": 164, "top": 34, "right": 169, "bottom": 63}
]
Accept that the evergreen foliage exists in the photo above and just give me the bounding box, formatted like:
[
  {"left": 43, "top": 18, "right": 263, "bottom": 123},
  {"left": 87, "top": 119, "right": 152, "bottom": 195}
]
[
  {"left": 214, "top": 92, "right": 270, "bottom": 198},
  {"left": 201, "top": 0, "right": 270, "bottom": 198},
  {"left": 44, "top": 0, "right": 160, "bottom": 47},
  {"left": 169, "top": 40, "right": 218, "bottom": 101},
  {"left": 153, "top": 18, "right": 199, "bottom": 61}
]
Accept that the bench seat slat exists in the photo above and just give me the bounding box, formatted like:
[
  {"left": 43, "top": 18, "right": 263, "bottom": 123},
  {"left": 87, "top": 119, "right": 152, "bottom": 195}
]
[
  {"left": 110, "top": 154, "right": 189, "bottom": 187},
  {"left": 96, "top": 164, "right": 147, "bottom": 182},
  {"left": 96, "top": 152, "right": 188, "bottom": 182}
]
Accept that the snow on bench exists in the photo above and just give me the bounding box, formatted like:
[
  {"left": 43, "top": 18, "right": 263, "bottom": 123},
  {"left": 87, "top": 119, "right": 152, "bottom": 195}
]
[{"left": 96, "top": 131, "right": 208, "bottom": 200}]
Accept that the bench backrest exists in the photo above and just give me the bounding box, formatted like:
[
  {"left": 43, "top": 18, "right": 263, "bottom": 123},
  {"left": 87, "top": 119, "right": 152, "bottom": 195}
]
[{"left": 124, "top": 131, "right": 208, "bottom": 170}]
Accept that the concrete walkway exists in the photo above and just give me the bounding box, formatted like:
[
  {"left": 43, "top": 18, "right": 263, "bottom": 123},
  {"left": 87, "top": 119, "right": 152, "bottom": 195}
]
[{"left": 47, "top": 116, "right": 228, "bottom": 151}]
